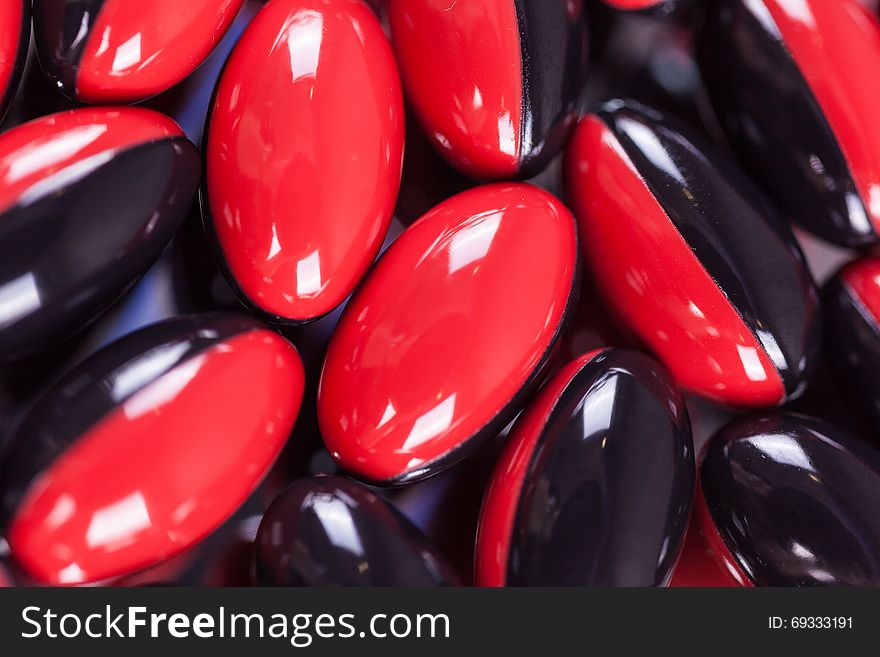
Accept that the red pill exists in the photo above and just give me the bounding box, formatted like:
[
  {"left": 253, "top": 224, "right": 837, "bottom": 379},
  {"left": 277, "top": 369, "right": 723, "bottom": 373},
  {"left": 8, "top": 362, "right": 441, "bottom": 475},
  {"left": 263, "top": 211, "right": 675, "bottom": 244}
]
[
  {"left": 388, "top": 0, "right": 588, "bottom": 179},
  {"left": 33, "top": 0, "right": 245, "bottom": 103},
  {"left": 319, "top": 184, "right": 578, "bottom": 485},
  {"left": 0, "top": 314, "right": 304, "bottom": 586},
  {"left": 205, "top": 0, "right": 404, "bottom": 324},
  {"left": 566, "top": 100, "right": 819, "bottom": 407}
]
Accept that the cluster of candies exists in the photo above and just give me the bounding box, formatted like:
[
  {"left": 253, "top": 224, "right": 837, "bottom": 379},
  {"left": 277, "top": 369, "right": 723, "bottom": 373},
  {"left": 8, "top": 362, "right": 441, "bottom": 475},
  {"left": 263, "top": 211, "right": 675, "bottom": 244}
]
[{"left": 1, "top": 0, "right": 880, "bottom": 589}]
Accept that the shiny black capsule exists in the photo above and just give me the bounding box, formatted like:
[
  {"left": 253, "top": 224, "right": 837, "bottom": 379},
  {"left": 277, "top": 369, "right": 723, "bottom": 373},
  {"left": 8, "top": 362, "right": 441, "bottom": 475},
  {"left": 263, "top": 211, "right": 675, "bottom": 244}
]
[
  {"left": 32, "top": 0, "right": 245, "bottom": 104},
  {"left": 476, "top": 349, "right": 695, "bottom": 586},
  {"left": 698, "top": 0, "right": 880, "bottom": 247},
  {"left": 567, "top": 99, "right": 821, "bottom": 407},
  {"left": 0, "top": 313, "right": 305, "bottom": 586},
  {"left": 0, "top": 107, "right": 200, "bottom": 362},
  {"left": 701, "top": 413, "right": 880, "bottom": 586},
  {"left": 255, "top": 476, "right": 460, "bottom": 586}
]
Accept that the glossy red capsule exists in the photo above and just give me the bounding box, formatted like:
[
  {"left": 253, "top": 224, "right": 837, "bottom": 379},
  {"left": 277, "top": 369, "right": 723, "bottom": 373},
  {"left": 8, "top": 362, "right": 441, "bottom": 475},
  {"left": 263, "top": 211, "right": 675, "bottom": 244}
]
[
  {"left": 0, "top": 108, "right": 200, "bottom": 362},
  {"left": 32, "top": 0, "right": 244, "bottom": 103},
  {"left": 476, "top": 349, "right": 694, "bottom": 587},
  {"left": 566, "top": 100, "right": 820, "bottom": 408},
  {"left": 823, "top": 257, "right": 880, "bottom": 439},
  {"left": 204, "top": 0, "right": 404, "bottom": 324},
  {"left": 684, "top": 413, "right": 880, "bottom": 586},
  {"left": 0, "top": 1, "right": 28, "bottom": 121},
  {"left": 387, "top": 0, "right": 588, "bottom": 179},
  {"left": 255, "top": 476, "right": 460, "bottom": 586},
  {"left": 0, "top": 314, "right": 304, "bottom": 586},
  {"left": 699, "top": 0, "right": 880, "bottom": 247},
  {"left": 319, "top": 184, "right": 578, "bottom": 485}
]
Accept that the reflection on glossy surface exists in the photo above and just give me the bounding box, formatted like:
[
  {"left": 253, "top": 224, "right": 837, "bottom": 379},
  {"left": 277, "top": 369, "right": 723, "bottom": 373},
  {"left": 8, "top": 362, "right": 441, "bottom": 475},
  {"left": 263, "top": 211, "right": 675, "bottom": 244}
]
[
  {"left": 319, "top": 184, "right": 578, "bottom": 485},
  {"left": 824, "top": 257, "right": 880, "bottom": 440},
  {"left": 701, "top": 413, "right": 880, "bottom": 586},
  {"left": 388, "top": 0, "right": 587, "bottom": 179},
  {"left": 0, "top": 314, "right": 305, "bottom": 585},
  {"left": 566, "top": 101, "right": 819, "bottom": 407},
  {"left": 598, "top": 101, "right": 818, "bottom": 396},
  {"left": 699, "top": 0, "right": 880, "bottom": 247},
  {"left": 0, "top": 108, "right": 184, "bottom": 211},
  {"left": 255, "top": 476, "right": 458, "bottom": 586},
  {"left": 0, "top": 108, "right": 200, "bottom": 361},
  {"left": 477, "top": 349, "right": 694, "bottom": 586},
  {"left": 389, "top": 0, "right": 519, "bottom": 178},
  {"left": 34, "top": 0, "right": 245, "bottom": 103},
  {"left": 205, "top": 0, "right": 404, "bottom": 323},
  {"left": 0, "top": 242, "right": 203, "bottom": 418},
  {"left": 0, "top": 1, "right": 28, "bottom": 121}
]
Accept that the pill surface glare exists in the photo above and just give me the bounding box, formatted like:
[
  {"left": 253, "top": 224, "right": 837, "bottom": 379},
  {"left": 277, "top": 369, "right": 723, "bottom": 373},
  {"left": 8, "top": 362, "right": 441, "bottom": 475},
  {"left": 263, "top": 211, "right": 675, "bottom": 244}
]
[{"left": 0, "top": 314, "right": 304, "bottom": 586}]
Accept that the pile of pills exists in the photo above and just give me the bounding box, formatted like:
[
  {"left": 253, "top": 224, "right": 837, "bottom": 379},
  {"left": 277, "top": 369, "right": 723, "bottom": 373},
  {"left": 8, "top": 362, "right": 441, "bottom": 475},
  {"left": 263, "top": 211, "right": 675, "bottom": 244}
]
[{"left": 0, "top": 0, "right": 879, "bottom": 588}]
